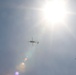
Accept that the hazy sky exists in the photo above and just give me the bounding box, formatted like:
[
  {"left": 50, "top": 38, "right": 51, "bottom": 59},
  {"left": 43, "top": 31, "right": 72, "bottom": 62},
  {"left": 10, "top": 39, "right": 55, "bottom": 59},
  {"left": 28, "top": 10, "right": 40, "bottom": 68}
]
[{"left": 0, "top": 0, "right": 76, "bottom": 75}]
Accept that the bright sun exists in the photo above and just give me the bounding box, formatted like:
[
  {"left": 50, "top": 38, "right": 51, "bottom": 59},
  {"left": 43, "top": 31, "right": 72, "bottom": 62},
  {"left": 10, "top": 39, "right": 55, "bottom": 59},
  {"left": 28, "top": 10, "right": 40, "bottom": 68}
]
[{"left": 42, "top": 0, "right": 67, "bottom": 24}]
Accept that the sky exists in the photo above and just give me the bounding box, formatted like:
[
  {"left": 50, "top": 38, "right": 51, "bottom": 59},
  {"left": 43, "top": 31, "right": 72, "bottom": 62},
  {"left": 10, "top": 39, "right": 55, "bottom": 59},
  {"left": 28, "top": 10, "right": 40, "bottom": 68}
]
[{"left": 0, "top": 0, "right": 76, "bottom": 75}]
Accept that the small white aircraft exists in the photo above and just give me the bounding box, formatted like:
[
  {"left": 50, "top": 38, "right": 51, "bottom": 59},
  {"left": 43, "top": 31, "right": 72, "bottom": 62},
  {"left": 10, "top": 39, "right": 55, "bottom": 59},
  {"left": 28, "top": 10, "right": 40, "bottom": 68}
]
[{"left": 29, "top": 37, "right": 39, "bottom": 45}]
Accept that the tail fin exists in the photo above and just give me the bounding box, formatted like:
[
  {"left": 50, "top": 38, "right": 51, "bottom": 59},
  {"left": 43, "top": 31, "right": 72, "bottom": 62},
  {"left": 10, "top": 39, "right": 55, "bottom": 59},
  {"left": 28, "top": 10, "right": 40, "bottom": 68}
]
[{"left": 37, "top": 42, "right": 39, "bottom": 44}]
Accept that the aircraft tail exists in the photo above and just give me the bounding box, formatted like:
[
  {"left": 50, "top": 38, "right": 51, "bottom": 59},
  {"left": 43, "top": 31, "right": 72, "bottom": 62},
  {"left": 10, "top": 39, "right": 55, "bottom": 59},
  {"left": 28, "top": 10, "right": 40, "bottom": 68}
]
[{"left": 37, "top": 42, "right": 39, "bottom": 44}]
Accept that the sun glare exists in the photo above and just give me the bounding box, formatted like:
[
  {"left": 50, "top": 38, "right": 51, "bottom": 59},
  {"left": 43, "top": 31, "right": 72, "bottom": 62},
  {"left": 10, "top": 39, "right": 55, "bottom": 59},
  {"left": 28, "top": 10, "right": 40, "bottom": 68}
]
[{"left": 42, "top": 0, "right": 67, "bottom": 24}]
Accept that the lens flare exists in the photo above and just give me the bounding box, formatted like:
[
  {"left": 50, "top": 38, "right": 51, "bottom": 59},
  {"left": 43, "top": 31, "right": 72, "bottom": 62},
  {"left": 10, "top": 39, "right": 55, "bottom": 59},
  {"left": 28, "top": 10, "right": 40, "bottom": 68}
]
[
  {"left": 24, "top": 58, "right": 28, "bottom": 61},
  {"left": 16, "top": 62, "right": 25, "bottom": 73},
  {"left": 15, "top": 72, "right": 19, "bottom": 75},
  {"left": 21, "top": 62, "right": 25, "bottom": 65}
]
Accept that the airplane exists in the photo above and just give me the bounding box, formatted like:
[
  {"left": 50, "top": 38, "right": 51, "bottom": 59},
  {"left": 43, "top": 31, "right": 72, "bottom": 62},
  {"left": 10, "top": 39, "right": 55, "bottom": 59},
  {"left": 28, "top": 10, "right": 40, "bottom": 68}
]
[{"left": 29, "top": 37, "right": 39, "bottom": 45}]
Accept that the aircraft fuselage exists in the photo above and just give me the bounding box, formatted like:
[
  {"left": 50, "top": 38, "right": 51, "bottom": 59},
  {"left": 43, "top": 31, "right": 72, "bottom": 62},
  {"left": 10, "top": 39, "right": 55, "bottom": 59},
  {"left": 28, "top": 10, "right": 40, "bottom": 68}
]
[{"left": 30, "top": 41, "right": 36, "bottom": 43}]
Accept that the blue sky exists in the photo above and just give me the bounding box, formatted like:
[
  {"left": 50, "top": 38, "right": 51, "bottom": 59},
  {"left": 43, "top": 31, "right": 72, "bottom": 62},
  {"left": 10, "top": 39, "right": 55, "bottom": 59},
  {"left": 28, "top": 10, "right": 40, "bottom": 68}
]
[{"left": 0, "top": 0, "right": 76, "bottom": 75}]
